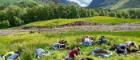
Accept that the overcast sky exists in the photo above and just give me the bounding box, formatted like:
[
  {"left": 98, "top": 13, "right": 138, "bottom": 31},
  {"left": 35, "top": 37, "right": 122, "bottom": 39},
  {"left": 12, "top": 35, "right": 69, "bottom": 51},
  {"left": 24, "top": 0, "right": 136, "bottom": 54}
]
[{"left": 67, "top": 0, "right": 92, "bottom": 7}]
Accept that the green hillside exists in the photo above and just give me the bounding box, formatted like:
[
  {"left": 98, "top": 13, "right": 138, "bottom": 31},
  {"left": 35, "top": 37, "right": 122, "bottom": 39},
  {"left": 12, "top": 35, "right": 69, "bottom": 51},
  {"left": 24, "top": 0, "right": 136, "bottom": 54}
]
[
  {"left": 0, "top": 0, "right": 19, "bottom": 4},
  {"left": 0, "top": 0, "right": 140, "bottom": 9},
  {"left": 0, "top": 0, "right": 35, "bottom": 4},
  {"left": 24, "top": 16, "right": 140, "bottom": 28}
]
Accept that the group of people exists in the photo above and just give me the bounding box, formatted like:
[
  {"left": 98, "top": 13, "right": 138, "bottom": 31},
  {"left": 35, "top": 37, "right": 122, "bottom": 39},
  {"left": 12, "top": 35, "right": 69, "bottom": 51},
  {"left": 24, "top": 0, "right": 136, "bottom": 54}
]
[
  {"left": 65, "top": 36, "right": 109, "bottom": 60},
  {"left": 0, "top": 35, "right": 139, "bottom": 60},
  {"left": 35, "top": 35, "right": 108, "bottom": 60},
  {"left": 52, "top": 35, "right": 139, "bottom": 60},
  {"left": 65, "top": 36, "right": 139, "bottom": 60},
  {"left": 81, "top": 36, "right": 107, "bottom": 46}
]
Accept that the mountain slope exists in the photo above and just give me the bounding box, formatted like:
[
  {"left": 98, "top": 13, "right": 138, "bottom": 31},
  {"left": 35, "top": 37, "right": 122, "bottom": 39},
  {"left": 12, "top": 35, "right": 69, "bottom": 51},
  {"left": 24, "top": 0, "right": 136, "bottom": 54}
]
[
  {"left": 88, "top": 0, "right": 119, "bottom": 8},
  {"left": 0, "top": 0, "right": 140, "bottom": 9},
  {"left": 122, "top": 0, "right": 140, "bottom": 8}
]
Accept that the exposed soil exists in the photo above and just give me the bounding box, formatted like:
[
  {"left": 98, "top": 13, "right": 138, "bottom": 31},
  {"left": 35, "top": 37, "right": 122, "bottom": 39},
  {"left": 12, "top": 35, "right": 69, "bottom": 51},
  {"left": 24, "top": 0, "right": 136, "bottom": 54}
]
[
  {"left": 60, "top": 21, "right": 98, "bottom": 26},
  {"left": 0, "top": 21, "right": 140, "bottom": 35},
  {"left": 22, "top": 21, "right": 99, "bottom": 29}
]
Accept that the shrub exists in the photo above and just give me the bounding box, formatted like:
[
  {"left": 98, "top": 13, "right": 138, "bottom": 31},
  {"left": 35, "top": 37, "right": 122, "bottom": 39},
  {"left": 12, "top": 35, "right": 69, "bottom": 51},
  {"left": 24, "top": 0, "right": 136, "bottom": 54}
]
[{"left": 0, "top": 20, "right": 10, "bottom": 28}]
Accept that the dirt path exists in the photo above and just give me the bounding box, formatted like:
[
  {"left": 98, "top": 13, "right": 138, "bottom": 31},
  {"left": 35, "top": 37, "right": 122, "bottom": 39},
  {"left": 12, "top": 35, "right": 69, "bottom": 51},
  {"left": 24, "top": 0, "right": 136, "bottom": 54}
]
[{"left": 0, "top": 24, "right": 140, "bottom": 35}]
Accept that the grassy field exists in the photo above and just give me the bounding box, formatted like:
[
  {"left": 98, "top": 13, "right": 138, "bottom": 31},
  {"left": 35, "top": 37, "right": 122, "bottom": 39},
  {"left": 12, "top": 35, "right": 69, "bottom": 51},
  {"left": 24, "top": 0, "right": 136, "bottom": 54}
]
[
  {"left": 0, "top": 31, "right": 140, "bottom": 60},
  {"left": 24, "top": 16, "right": 140, "bottom": 28}
]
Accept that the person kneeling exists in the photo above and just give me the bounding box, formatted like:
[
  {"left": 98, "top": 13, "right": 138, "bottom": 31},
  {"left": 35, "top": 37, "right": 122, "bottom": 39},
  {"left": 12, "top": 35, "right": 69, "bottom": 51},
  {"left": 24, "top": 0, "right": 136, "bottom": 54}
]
[
  {"left": 35, "top": 48, "right": 50, "bottom": 59},
  {"left": 53, "top": 40, "right": 68, "bottom": 50},
  {"left": 4, "top": 50, "right": 22, "bottom": 60},
  {"left": 82, "top": 36, "right": 94, "bottom": 46},
  {"left": 116, "top": 44, "right": 128, "bottom": 55},
  {"left": 98, "top": 36, "right": 107, "bottom": 45},
  {"left": 65, "top": 46, "right": 80, "bottom": 60},
  {"left": 125, "top": 41, "right": 139, "bottom": 53}
]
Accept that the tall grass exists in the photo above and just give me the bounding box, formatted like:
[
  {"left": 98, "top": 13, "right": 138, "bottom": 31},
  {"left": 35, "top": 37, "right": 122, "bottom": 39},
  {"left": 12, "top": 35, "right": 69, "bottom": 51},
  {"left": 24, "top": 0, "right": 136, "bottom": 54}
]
[{"left": 0, "top": 31, "right": 140, "bottom": 60}]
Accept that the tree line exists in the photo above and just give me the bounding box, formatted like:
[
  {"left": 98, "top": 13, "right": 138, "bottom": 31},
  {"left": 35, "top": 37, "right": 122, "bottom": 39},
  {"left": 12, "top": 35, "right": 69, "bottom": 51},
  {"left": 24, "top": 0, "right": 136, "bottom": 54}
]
[{"left": 0, "top": 3, "right": 140, "bottom": 28}]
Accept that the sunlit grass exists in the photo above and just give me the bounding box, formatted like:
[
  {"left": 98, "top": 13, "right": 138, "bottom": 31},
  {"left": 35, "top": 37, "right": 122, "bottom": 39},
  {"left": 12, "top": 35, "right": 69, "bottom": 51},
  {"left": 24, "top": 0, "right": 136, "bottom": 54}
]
[
  {"left": 24, "top": 16, "right": 140, "bottom": 28},
  {"left": 0, "top": 31, "right": 140, "bottom": 60}
]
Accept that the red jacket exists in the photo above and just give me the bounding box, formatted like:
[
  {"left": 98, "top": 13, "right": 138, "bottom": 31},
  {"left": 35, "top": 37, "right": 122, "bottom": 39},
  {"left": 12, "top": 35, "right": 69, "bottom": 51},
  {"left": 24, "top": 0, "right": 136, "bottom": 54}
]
[{"left": 69, "top": 48, "right": 80, "bottom": 58}]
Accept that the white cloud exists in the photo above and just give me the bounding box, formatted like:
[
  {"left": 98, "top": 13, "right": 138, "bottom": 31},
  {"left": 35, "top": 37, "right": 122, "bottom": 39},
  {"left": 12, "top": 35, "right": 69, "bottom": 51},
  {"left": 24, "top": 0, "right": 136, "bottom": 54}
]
[{"left": 67, "top": 0, "right": 92, "bottom": 7}]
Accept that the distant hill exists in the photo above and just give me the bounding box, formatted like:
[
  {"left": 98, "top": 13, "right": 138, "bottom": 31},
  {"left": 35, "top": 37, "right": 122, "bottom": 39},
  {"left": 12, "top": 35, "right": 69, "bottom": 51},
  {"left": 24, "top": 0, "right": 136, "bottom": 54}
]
[
  {"left": 88, "top": 0, "right": 119, "bottom": 9},
  {"left": 84, "top": 0, "right": 140, "bottom": 9},
  {"left": 121, "top": 0, "right": 140, "bottom": 8}
]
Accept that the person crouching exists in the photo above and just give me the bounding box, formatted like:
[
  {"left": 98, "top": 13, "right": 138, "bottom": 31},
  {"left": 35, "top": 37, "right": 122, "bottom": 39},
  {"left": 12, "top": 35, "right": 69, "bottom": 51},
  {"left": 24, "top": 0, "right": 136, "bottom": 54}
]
[
  {"left": 65, "top": 46, "right": 80, "bottom": 60},
  {"left": 82, "top": 36, "right": 94, "bottom": 46},
  {"left": 53, "top": 40, "right": 68, "bottom": 50},
  {"left": 4, "top": 50, "right": 22, "bottom": 60},
  {"left": 35, "top": 48, "right": 50, "bottom": 59}
]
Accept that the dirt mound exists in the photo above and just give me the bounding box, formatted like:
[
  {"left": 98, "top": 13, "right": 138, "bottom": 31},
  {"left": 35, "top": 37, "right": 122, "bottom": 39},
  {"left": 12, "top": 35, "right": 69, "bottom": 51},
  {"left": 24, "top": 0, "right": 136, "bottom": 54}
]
[
  {"left": 22, "top": 26, "right": 32, "bottom": 29},
  {"left": 61, "top": 21, "right": 98, "bottom": 26},
  {"left": 22, "top": 21, "right": 98, "bottom": 29}
]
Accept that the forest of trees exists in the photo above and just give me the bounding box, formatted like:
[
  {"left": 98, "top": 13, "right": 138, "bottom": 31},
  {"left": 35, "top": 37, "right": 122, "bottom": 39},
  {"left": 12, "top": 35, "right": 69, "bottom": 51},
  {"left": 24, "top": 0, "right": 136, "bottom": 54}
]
[{"left": 0, "top": 2, "right": 140, "bottom": 28}]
